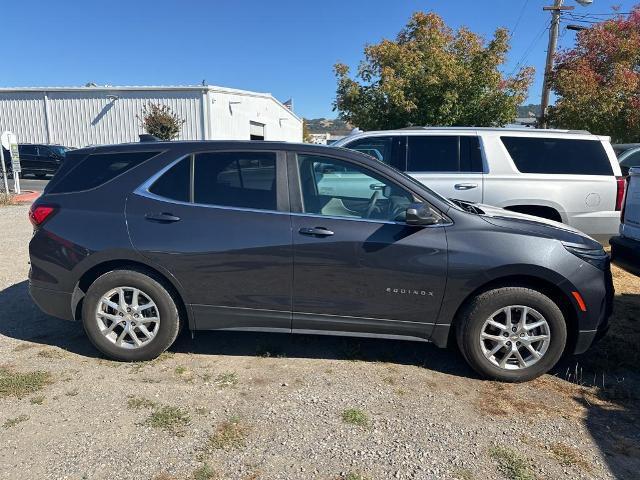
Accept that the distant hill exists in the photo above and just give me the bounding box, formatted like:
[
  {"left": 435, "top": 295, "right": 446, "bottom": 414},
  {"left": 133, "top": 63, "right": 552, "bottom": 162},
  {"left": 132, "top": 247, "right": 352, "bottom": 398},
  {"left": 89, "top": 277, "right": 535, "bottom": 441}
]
[
  {"left": 517, "top": 104, "right": 541, "bottom": 118},
  {"left": 304, "top": 118, "right": 353, "bottom": 135}
]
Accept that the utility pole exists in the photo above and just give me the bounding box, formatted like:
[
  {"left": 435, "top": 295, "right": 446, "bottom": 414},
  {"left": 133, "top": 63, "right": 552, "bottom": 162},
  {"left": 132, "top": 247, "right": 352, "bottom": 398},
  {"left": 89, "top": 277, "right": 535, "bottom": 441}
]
[{"left": 540, "top": 0, "right": 574, "bottom": 128}]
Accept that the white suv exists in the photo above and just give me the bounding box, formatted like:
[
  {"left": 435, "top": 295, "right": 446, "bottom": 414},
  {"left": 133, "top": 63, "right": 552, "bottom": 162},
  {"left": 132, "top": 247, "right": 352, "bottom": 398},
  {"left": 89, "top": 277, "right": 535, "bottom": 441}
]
[{"left": 334, "top": 127, "right": 625, "bottom": 243}]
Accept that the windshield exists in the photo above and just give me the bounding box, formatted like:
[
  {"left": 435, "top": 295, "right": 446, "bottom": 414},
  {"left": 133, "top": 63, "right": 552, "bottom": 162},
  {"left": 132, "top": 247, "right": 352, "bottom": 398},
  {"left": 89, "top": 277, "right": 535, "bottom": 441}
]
[{"left": 50, "top": 146, "right": 69, "bottom": 157}]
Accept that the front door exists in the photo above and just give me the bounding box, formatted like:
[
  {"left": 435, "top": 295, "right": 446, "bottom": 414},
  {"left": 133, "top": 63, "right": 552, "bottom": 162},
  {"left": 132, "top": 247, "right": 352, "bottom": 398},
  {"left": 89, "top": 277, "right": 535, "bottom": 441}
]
[
  {"left": 126, "top": 150, "right": 293, "bottom": 331},
  {"left": 290, "top": 152, "right": 448, "bottom": 339}
]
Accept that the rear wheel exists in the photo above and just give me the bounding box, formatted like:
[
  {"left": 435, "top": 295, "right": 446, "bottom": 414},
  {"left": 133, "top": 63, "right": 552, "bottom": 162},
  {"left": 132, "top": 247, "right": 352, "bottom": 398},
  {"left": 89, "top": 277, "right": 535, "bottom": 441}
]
[
  {"left": 82, "top": 269, "right": 180, "bottom": 361},
  {"left": 456, "top": 287, "right": 567, "bottom": 382}
]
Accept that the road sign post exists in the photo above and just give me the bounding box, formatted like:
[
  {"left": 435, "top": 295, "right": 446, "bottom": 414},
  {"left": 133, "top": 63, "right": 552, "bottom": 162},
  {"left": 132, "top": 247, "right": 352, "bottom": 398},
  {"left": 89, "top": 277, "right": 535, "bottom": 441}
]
[
  {"left": 1, "top": 131, "right": 20, "bottom": 194},
  {"left": 0, "top": 146, "right": 8, "bottom": 195}
]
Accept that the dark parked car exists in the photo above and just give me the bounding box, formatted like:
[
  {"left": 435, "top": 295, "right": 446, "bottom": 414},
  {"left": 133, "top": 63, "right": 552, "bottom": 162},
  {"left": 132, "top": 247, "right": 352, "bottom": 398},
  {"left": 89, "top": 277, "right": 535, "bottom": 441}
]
[
  {"left": 614, "top": 143, "right": 640, "bottom": 176},
  {"left": 28, "top": 141, "right": 613, "bottom": 382},
  {"left": 2, "top": 143, "right": 70, "bottom": 177}
]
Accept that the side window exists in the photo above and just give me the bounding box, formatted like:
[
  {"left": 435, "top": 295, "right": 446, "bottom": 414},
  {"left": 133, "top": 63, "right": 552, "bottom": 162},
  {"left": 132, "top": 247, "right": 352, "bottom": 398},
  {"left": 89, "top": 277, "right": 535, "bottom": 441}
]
[
  {"left": 49, "top": 151, "right": 160, "bottom": 194},
  {"left": 194, "top": 152, "right": 277, "bottom": 210},
  {"left": 297, "top": 154, "right": 413, "bottom": 222},
  {"left": 407, "top": 136, "right": 483, "bottom": 172},
  {"left": 19, "top": 145, "right": 37, "bottom": 156},
  {"left": 149, "top": 158, "right": 191, "bottom": 202},
  {"left": 345, "top": 137, "right": 395, "bottom": 164},
  {"left": 622, "top": 150, "right": 640, "bottom": 168},
  {"left": 501, "top": 137, "right": 613, "bottom": 175}
]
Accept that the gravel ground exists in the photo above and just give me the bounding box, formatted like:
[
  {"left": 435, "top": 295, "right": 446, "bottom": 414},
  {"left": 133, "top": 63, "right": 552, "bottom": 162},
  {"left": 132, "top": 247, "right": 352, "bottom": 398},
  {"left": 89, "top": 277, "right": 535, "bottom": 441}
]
[{"left": 0, "top": 203, "right": 638, "bottom": 480}]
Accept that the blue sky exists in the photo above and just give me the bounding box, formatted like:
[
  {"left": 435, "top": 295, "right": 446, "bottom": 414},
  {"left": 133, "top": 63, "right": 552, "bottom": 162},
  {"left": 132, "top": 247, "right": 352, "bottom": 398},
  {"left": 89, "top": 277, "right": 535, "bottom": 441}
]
[{"left": 2, "top": 0, "right": 637, "bottom": 119}]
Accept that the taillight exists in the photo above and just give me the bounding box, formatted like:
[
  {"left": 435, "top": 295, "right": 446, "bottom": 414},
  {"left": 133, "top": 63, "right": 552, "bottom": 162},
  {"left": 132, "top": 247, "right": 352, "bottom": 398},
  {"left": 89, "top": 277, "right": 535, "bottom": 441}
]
[
  {"left": 29, "top": 204, "right": 57, "bottom": 227},
  {"left": 615, "top": 176, "right": 626, "bottom": 211}
]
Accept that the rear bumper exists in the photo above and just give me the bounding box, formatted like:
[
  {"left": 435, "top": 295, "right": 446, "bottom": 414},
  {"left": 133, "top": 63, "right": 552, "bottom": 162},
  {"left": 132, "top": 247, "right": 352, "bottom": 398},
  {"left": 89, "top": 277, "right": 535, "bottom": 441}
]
[
  {"left": 29, "top": 283, "right": 75, "bottom": 321},
  {"left": 569, "top": 211, "right": 620, "bottom": 245},
  {"left": 610, "top": 235, "right": 640, "bottom": 276}
]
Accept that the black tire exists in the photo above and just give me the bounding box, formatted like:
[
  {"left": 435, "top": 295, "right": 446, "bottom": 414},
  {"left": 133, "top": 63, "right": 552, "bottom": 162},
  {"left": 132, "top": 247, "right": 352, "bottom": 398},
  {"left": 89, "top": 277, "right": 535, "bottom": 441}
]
[
  {"left": 455, "top": 287, "right": 567, "bottom": 382},
  {"left": 82, "top": 269, "right": 181, "bottom": 361}
]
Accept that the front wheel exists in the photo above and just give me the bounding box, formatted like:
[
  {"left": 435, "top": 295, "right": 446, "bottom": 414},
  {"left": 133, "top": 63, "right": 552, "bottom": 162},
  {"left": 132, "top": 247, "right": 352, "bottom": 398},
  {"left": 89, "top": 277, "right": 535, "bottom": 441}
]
[
  {"left": 82, "top": 269, "right": 181, "bottom": 361},
  {"left": 456, "top": 287, "right": 567, "bottom": 382}
]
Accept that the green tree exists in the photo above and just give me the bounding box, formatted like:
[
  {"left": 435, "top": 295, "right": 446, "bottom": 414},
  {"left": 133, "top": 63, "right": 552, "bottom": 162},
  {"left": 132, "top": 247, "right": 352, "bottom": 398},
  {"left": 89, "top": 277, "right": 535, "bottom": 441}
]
[
  {"left": 549, "top": 7, "right": 640, "bottom": 142},
  {"left": 333, "top": 12, "right": 533, "bottom": 130},
  {"left": 138, "top": 103, "right": 185, "bottom": 140}
]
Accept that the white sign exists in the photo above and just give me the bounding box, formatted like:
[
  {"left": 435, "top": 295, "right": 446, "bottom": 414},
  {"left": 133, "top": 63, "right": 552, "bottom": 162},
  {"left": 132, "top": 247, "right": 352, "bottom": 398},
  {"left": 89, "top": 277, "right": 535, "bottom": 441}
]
[{"left": 1, "top": 131, "right": 17, "bottom": 151}]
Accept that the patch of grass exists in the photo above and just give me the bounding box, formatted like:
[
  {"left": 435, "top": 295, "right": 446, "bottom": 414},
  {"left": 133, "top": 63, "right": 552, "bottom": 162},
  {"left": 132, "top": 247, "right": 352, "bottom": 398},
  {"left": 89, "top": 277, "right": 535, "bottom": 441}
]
[
  {"left": 214, "top": 372, "right": 238, "bottom": 388},
  {"left": 12, "top": 343, "right": 36, "bottom": 352},
  {"left": 3, "top": 414, "right": 29, "bottom": 429},
  {"left": 489, "top": 446, "right": 534, "bottom": 480},
  {"left": 0, "top": 369, "right": 51, "bottom": 399},
  {"left": 127, "top": 396, "right": 157, "bottom": 410},
  {"left": 30, "top": 395, "right": 45, "bottom": 405},
  {"left": 344, "top": 473, "right": 369, "bottom": 480},
  {"left": 206, "top": 416, "right": 248, "bottom": 450},
  {"left": 0, "top": 193, "right": 14, "bottom": 206},
  {"left": 37, "top": 348, "right": 65, "bottom": 359},
  {"left": 342, "top": 408, "right": 368, "bottom": 427},
  {"left": 452, "top": 468, "right": 474, "bottom": 480},
  {"left": 145, "top": 406, "right": 191, "bottom": 435},
  {"left": 550, "top": 443, "right": 591, "bottom": 471},
  {"left": 175, "top": 365, "right": 187, "bottom": 375},
  {"left": 192, "top": 463, "right": 217, "bottom": 480}
]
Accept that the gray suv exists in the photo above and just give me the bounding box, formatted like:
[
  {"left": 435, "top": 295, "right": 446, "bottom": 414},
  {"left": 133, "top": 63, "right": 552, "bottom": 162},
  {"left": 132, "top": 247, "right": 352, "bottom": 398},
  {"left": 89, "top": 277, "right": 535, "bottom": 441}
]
[{"left": 28, "top": 140, "right": 613, "bottom": 382}]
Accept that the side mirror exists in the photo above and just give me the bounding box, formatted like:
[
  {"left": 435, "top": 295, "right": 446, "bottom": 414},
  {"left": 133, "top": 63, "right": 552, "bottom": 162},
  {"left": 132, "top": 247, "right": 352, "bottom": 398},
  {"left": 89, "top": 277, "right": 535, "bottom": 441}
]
[{"left": 405, "top": 203, "right": 438, "bottom": 226}]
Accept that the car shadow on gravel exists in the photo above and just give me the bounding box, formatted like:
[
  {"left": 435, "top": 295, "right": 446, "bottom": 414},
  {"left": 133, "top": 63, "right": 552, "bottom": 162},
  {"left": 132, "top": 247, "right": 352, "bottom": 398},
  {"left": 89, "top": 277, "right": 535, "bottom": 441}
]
[{"left": 0, "top": 280, "right": 475, "bottom": 378}]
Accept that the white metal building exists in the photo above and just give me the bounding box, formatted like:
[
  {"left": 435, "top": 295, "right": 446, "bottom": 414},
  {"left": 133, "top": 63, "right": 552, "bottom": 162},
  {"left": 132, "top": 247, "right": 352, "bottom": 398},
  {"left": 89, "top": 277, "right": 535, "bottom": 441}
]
[{"left": 0, "top": 85, "right": 302, "bottom": 147}]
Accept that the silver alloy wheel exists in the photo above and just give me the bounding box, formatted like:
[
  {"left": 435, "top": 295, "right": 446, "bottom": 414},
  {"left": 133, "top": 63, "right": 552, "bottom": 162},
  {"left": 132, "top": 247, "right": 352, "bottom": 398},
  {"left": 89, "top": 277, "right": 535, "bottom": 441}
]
[
  {"left": 95, "top": 286, "right": 160, "bottom": 349},
  {"left": 479, "top": 305, "right": 551, "bottom": 370}
]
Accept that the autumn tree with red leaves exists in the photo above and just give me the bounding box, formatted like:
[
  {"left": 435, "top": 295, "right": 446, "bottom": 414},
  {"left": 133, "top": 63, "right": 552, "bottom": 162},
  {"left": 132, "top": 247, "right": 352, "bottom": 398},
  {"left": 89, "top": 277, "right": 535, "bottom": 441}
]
[
  {"left": 549, "top": 7, "right": 640, "bottom": 142},
  {"left": 334, "top": 12, "right": 534, "bottom": 130}
]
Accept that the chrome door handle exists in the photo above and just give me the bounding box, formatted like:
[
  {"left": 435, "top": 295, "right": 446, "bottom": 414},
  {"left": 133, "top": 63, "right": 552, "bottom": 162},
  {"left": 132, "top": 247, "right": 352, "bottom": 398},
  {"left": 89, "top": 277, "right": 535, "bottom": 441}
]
[
  {"left": 454, "top": 183, "right": 478, "bottom": 190},
  {"left": 299, "top": 227, "right": 334, "bottom": 237},
  {"left": 145, "top": 212, "right": 181, "bottom": 223}
]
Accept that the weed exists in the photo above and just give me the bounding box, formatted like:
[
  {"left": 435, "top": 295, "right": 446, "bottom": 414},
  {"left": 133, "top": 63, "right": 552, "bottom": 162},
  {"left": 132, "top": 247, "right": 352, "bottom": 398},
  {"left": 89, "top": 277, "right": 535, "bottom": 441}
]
[
  {"left": 145, "top": 406, "right": 191, "bottom": 435},
  {"left": 206, "top": 416, "right": 248, "bottom": 450},
  {"left": 0, "top": 369, "right": 51, "bottom": 399},
  {"left": 489, "top": 446, "right": 534, "bottom": 480},
  {"left": 342, "top": 408, "right": 368, "bottom": 427},
  {"left": 214, "top": 372, "right": 238, "bottom": 388},
  {"left": 452, "top": 468, "right": 474, "bottom": 480},
  {"left": 175, "top": 365, "right": 187, "bottom": 375},
  {"left": 30, "top": 395, "right": 45, "bottom": 405},
  {"left": 550, "top": 443, "right": 591, "bottom": 471},
  {"left": 2, "top": 414, "right": 29, "bottom": 429},
  {"left": 127, "top": 396, "right": 157, "bottom": 410},
  {"left": 37, "top": 348, "right": 65, "bottom": 359},
  {"left": 344, "top": 473, "right": 369, "bottom": 480},
  {"left": 0, "top": 193, "right": 14, "bottom": 206},
  {"left": 193, "top": 463, "right": 217, "bottom": 480}
]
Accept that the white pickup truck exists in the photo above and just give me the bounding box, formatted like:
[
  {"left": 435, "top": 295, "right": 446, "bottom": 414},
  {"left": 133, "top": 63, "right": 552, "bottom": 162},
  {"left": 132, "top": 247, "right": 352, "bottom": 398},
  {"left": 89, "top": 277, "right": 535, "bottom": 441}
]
[
  {"left": 334, "top": 127, "right": 625, "bottom": 243},
  {"left": 611, "top": 167, "right": 640, "bottom": 275}
]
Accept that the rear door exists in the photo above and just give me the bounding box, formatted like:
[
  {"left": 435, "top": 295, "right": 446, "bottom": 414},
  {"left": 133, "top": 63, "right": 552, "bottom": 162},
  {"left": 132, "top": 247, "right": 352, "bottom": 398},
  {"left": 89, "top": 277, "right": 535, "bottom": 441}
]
[
  {"left": 18, "top": 145, "right": 37, "bottom": 172},
  {"left": 406, "top": 134, "right": 484, "bottom": 203},
  {"left": 289, "top": 151, "right": 448, "bottom": 339},
  {"left": 126, "top": 150, "right": 293, "bottom": 331}
]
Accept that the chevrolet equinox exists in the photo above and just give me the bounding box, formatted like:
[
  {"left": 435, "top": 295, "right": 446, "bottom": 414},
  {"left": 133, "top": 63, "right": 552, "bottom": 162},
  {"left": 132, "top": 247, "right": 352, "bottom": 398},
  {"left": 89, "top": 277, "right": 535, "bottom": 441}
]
[{"left": 28, "top": 141, "right": 613, "bottom": 382}]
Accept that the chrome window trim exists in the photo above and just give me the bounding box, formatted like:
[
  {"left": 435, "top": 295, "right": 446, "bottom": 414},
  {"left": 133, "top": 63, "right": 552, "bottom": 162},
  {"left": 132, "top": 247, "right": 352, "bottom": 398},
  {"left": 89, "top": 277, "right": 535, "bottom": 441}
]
[{"left": 134, "top": 154, "right": 451, "bottom": 226}]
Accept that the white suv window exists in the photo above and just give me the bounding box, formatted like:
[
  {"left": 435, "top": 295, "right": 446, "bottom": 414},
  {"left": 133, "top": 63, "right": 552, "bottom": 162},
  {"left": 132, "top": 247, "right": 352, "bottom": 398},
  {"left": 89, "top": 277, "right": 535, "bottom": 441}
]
[
  {"left": 501, "top": 137, "right": 613, "bottom": 175},
  {"left": 407, "top": 136, "right": 483, "bottom": 173}
]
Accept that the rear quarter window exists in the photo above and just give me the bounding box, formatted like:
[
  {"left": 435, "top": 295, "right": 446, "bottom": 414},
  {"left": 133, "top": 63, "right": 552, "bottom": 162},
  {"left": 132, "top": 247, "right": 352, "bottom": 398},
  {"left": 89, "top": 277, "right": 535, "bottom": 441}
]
[
  {"left": 48, "top": 151, "right": 160, "bottom": 193},
  {"left": 501, "top": 137, "right": 613, "bottom": 175}
]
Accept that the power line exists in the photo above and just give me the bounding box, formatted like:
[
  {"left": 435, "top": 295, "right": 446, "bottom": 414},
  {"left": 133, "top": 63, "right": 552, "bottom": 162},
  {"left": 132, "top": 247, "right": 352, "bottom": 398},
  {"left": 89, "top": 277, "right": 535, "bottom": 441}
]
[
  {"left": 511, "top": 0, "right": 531, "bottom": 38},
  {"left": 509, "top": 19, "right": 551, "bottom": 77}
]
